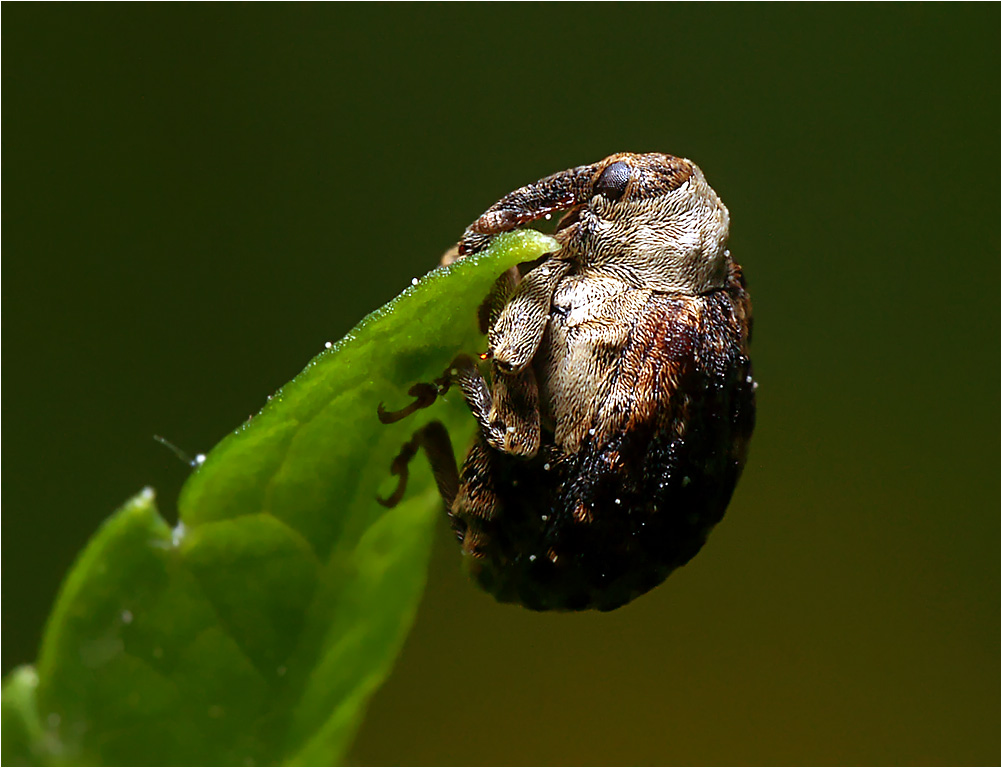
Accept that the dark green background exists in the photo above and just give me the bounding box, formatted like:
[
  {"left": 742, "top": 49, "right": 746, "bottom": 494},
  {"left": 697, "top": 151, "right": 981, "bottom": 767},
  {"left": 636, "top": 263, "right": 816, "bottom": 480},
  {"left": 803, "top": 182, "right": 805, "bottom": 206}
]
[{"left": 4, "top": 5, "right": 998, "bottom": 764}]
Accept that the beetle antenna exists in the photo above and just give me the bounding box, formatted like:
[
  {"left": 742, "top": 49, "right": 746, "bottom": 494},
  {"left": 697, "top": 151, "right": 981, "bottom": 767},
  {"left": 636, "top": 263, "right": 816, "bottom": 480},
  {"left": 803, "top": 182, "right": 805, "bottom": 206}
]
[{"left": 153, "top": 434, "right": 205, "bottom": 468}]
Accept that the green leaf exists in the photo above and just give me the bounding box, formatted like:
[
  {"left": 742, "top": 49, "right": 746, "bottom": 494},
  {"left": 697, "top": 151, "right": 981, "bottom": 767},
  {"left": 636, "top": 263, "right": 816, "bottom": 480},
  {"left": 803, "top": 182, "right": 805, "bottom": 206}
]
[
  {"left": 2, "top": 230, "right": 560, "bottom": 766},
  {"left": 2, "top": 666, "right": 47, "bottom": 765}
]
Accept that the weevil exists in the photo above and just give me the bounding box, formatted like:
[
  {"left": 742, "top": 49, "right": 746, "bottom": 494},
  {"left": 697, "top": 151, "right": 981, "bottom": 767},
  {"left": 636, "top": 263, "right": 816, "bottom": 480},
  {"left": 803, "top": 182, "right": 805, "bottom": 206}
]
[{"left": 378, "top": 152, "right": 755, "bottom": 611}]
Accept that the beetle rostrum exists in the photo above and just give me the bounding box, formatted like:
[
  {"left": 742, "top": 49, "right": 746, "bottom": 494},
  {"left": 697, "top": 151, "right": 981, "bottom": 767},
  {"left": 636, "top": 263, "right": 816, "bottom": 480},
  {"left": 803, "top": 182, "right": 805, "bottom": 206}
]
[{"left": 378, "top": 152, "right": 755, "bottom": 611}]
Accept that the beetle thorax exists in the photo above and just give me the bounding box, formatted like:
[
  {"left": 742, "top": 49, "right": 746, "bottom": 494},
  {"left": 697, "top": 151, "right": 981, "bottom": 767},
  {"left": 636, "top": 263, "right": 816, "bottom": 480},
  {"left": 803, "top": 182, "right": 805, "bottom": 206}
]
[{"left": 579, "top": 166, "right": 730, "bottom": 295}]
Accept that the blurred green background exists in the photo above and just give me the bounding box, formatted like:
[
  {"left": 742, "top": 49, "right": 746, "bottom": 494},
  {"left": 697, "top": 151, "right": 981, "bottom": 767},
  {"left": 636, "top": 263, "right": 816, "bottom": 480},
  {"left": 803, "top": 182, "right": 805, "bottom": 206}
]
[{"left": 4, "top": 5, "right": 998, "bottom": 764}]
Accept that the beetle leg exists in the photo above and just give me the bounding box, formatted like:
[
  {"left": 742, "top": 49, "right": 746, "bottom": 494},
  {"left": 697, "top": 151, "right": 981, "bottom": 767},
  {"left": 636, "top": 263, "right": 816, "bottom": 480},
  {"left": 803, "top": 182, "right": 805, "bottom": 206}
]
[
  {"left": 458, "top": 163, "right": 600, "bottom": 256},
  {"left": 377, "top": 343, "right": 541, "bottom": 506},
  {"left": 447, "top": 353, "right": 541, "bottom": 458},
  {"left": 377, "top": 421, "right": 459, "bottom": 509},
  {"left": 446, "top": 354, "right": 493, "bottom": 429},
  {"left": 489, "top": 259, "right": 571, "bottom": 373},
  {"left": 488, "top": 367, "right": 541, "bottom": 457},
  {"left": 477, "top": 266, "right": 520, "bottom": 335},
  {"left": 377, "top": 348, "right": 491, "bottom": 426}
]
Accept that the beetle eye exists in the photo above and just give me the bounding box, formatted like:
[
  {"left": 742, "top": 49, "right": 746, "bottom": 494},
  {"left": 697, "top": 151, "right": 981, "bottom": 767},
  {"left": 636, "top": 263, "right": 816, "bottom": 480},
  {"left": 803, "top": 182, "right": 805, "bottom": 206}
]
[{"left": 594, "top": 161, "right": 631, "bottom": 202}]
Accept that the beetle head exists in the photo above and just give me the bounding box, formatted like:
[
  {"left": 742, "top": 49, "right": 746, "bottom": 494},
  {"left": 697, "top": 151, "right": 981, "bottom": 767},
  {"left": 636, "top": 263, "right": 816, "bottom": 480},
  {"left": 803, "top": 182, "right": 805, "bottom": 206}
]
[
  {"left": 459, "top": 153, "right": 731, "bottom": 295},
  {"left": 581, "top": 153, "right": 731, "bottom": 294}
]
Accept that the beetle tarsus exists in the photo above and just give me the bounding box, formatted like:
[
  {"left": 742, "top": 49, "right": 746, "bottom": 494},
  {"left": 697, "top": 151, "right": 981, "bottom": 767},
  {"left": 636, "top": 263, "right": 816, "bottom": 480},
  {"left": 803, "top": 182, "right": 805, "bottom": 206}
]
[
  {"left": 377, "top": 421, "right": 459, "bottom": 509},
  {"left": 377, "top": 382, "right": 440, "bottom": 424},
  {"left": 376, "top": 439, "right": 417, "bottom": 507}
]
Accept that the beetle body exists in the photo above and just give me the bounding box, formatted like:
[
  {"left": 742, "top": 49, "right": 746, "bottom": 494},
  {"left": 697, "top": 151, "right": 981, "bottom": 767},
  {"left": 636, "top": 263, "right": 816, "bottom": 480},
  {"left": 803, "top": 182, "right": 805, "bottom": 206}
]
[{"left": 380, "top": 153, "right": 754, "bottom": 611}]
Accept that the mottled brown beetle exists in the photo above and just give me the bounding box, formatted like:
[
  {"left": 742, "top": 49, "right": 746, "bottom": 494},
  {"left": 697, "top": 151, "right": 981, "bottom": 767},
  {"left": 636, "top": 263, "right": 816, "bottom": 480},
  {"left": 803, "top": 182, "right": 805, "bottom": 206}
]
[{"left": 378, "top": 152, "right": 755, "bottom": 611}]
